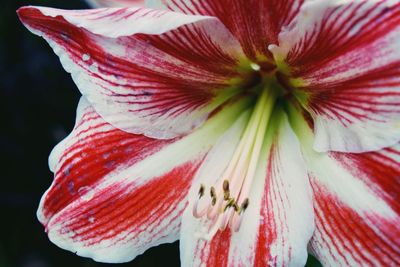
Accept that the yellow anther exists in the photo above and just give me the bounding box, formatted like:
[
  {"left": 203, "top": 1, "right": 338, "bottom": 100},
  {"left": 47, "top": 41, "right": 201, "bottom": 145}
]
[
  {"left": 223, "top": 180, "right": 230, "bottom": 200},
  {"left": 223, "top": 180, "right": 229, "bottom": 191},
  {"left": 223, "top": 192, "right": 230, "bottom": 201},
  {"left": 224, "top": 198, "right": 236, "bottom": 212}
]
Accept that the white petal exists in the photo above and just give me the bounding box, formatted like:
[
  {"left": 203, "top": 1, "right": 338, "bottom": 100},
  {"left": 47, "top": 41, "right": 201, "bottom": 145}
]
[
  {"left": 180, "top": 109, "right": 314, "bottom": 267},
  {"left": 271, "top": 0, "right": 400, "bottom": 152}
]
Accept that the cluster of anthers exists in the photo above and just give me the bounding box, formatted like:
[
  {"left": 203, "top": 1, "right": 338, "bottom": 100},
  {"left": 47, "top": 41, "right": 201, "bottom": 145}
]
[
  {"left": 194, "top": 180, "right": 250, "bottom": 237},
  {"left": 192, "top": 84, "right": 277, "bottom": 240}
]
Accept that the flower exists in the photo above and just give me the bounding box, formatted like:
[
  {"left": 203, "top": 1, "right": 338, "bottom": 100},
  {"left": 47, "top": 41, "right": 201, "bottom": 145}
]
[{"left": 18, "top": 0, "right": 400, "bottom": 266}]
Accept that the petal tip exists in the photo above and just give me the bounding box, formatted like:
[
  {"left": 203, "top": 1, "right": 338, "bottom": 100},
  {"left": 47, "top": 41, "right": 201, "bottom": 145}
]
[{"left": 16, "top": 6, "right": 36, "bottom": 21}]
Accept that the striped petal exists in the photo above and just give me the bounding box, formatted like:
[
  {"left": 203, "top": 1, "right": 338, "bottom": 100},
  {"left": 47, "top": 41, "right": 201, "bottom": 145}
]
[
  {"left": 270, "top": 0, "right": 400, "bottom": 153},
  {"left": 287, "top": 103, "right": 400, "bottom": 267},
  {"left": 153, "top": 0, "right": 305, "bottom": 63},
  {"left": 86, "top": 0, "right": 145, "bottom": 8},
  {"left": 18, "top": 6, "right": 245, "bottom": 139},
  {"left": 39, "top": 96, "right": 250, "bottom": 263},
  {"left": 180, "top": 110, "right": 314, "bottom": 267}
]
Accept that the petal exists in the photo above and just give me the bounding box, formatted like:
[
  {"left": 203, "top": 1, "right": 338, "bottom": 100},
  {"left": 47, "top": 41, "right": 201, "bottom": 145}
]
[
  {"left": 18, "top": 6, "right": 245, "bottom": 139},
  {"left": 154, "top": 0, "right": 305, "bottom": 62},
  {"left": 39, "top": 96, "right": 250, "bottom": 263},
  {"left": 270, "top": 0, "right": 400, "bottom": 153},
  {"left": 308, "top": 148, "right": 400, "bottom": 266},
  {"left": 180, "top": 109, "right": 314, "bottom": 267},
  {"left": 86, "top": 0, "right": 145, "bottom": 8},
  {"left": 287, "top": 103, "right": 400, "bottom": 266}
]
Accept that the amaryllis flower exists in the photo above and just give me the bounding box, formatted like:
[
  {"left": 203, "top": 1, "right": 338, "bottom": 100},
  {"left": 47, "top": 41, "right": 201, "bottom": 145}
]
[{"left": 18, "top": 0, "right": 400, "bottom": 266}]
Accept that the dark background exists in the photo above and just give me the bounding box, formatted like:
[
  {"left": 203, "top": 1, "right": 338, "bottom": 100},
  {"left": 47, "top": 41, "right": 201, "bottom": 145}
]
[{"left": 0, "top": 0, "right": 321, "bottom": 266}]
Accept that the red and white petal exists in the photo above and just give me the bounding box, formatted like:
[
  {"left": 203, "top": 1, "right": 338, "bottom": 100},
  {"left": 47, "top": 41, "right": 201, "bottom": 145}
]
[
  {"left": 180, "top": 111, "right": 314, "bottom": 267},
  {"left": 86, "top": 0, "right": 145, "bottom": 8},
  {"left": 154, "top": 0, "right": 305, "bottom": 63},
  {"left": 18, "top": 7, "right": 245, "bottom": 139},
  {"left": 287, "top": 105, "right": 400, "bottom": 266},
  {"left": 308, "top": 148, "right": 400, "bottom": 266},
  {"left": 39, "top": 96, "right": 250, "bottom": 263},
  {"left": 270, "top": 0, "right": 400, "bottom": 153}
]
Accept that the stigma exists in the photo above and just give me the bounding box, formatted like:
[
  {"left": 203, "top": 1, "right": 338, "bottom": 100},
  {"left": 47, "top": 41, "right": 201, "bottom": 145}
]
[{"left": 193, "top": 87, "right": 276, "bottom": 239}]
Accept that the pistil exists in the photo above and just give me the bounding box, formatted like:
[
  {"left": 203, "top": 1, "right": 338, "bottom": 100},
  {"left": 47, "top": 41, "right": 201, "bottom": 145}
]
[{"left": 193, "top": 86, "right": 277, "bottom": 239}]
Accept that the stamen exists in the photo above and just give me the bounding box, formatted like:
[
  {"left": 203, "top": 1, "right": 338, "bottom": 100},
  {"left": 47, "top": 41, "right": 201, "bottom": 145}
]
[
  {"left": 233, "top": 202, "right": 240, "bottom": 213},
  {"left": 193, "top": 197, "right": 208, "bottom": 218},
  {"left": 210, "top": 187, "right": 217, "bottom": 206},
  {"left": 211, "top": 197, "right": 217, "bottom": 206},
  {"left": 240, "top": 198, "right": 249, "bottom": 214},
  {"left": 210, "top": 187, "right": 216, "bottom": 199},
  {"left": 230, "top": 199, "right": 249, "bottom": 232},
  {"left": 193, "top": 184, "right": 208, "bottom": 217},
  {"left": 219, "top": 211, "right": 231, "bottom": 230},
  {"left": 198, "top": 184, "right": 205, "bottom": 198},
  {"left": 223, "top": 180, "right": 229, "bottom": 191},
  {"left": 223, "top": 198, "right": 236, "bottom": 212},
  {"left": 193, "top": 87, "right": 277, "bottom": 239},
  {"left": 223, "top": 180, "right": 230, "bottom": 200}
]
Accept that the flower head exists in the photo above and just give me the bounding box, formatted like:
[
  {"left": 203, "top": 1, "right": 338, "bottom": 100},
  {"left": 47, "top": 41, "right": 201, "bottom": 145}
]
[{"left": 18, "top": 0, "right": 400, "bottom": 266}]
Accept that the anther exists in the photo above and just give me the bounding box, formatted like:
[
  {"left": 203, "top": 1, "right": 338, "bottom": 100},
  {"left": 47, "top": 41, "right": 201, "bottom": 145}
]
[
  {"left": 223, "top": 192, "right": 230, "bottom": 201},
  {"left": 233, "top": 202, "right": 240, "bottom": 212},
  {"left": 240, "top": 198, "right": 249, "bottom": 214},
  {"left": 224, "top": 198, "right": 236, "bottom": 212},
  {"left": 223, "top": 180, "right": 229, "bottom": 191},
  {"left": 223, "top": 180, "right": 230, "bottom": 200},
  {"left": 210, "top": 187, "right": 217, "bottom": 206},
  {"left": 210, "top": 187, "right": 216, "bottom": 198},
  {"left": 198, "top": 184, "right": 205, "bottom": 198},
  {"left": 224, "top": 192, "right": 230, "bottom": 201}
]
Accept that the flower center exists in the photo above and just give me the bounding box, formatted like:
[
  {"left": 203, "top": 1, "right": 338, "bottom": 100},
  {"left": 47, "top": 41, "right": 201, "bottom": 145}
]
[{"left": 193, "top": 85, "right": 277, "bottom": 239}]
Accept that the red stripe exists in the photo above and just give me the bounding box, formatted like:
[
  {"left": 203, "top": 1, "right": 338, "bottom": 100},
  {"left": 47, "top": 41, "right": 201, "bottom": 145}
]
[
  {"left": 254, "top": 149, "right": 277, "bottom": 267},
  {"left": 41, "top": 105, "right": 173, "bottom": 224},
  {"left": 17, "top": 7, "right": 243, "bottom": 138},
  {"left": 205, "top": 229, "right": 232, "bottom": 267},
  {"left": 310, "top": 181, "right": 400, "bottom": 266},
  {"left": 50, "top": 160, "right": 202, "bottom": 245},
  {"left": 332, "top": 146, "right": 400, "bottom": 214},
  {"left": 285, "top": 1, "right": 400, "bottom": 124},
  {"left": 164, "top": 0, "right": 304, "bottom": 63},
  {"left": 296, "top": 2, "right": 399, "bottom": 69}
]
